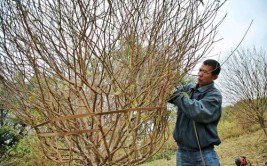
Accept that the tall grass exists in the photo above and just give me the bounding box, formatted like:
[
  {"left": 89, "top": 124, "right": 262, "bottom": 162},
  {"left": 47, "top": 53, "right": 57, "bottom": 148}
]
[{"left": 219, "top": 106, "right": 260, "bottom": 140}]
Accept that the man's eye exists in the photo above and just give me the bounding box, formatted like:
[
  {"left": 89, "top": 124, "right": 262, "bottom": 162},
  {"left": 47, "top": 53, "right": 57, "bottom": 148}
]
[{"left": 199, "top": 69, "right": 209, "bottom": 74}]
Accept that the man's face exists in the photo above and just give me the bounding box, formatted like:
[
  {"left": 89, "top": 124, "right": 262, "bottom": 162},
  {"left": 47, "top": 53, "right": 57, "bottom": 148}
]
[{"left": 197, "top": 64, "right": 218, "bottom": 87}]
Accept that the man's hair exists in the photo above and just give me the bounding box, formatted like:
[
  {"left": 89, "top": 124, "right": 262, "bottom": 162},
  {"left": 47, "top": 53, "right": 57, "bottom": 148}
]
[{"left": 203, "top": 59, "right": 221, "bottom": 75}]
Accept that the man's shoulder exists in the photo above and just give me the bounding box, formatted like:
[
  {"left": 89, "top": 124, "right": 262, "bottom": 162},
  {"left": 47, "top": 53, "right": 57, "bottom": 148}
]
[
  {"left": 207, "top": 85, "right": 222, "bottom": 99},
  {"left": 211, "top": 84, "right": 222, "bottom": 95}
]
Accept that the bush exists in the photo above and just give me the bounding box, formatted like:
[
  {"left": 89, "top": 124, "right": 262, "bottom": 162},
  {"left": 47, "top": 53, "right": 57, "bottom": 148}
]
[
  {"left": 0, "top": 135, "right": 57, "bottom": 166},
  {"left": 218, "top": 106, "right": 261, "bottom": 140}
]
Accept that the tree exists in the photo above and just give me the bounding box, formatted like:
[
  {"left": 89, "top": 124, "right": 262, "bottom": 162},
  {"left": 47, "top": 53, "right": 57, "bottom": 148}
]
[
  {"left": 0, "top": 0, "right": 226, "bottom": 165},
  {"left": 220, "top": 47, "right": 267, "bottom": 138},
  {"left": 0, "top": 89, "right": 27, "bottom": 160}
]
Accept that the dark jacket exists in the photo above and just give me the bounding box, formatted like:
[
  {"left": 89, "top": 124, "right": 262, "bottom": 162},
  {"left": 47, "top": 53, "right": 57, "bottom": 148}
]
[{"left": 168, "top": 82, "right": 222, "bottom": 150}]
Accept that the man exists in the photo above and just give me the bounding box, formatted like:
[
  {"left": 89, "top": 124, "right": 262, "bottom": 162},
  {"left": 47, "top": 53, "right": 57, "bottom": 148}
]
[{"left": 168, "top": 59, "right": 222, "bottom": 166}]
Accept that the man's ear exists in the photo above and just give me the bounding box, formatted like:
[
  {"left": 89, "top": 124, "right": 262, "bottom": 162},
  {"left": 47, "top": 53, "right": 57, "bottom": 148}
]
[{"left": 213, "top": 75, "right": 218, "bottom": 80}]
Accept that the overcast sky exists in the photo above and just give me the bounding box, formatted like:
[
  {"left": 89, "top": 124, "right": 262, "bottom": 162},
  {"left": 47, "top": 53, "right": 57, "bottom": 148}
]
[
  {"left": 217, "top": 0, "right": 267, "bottom": 105},
  {"left": 212, "top": 0, "right": 267, "bottom": 60},
  {"left": 192, "top": 0, "right": 267, "bottom": 74},
  {"left": 190, "top": 0, "right": 267, "bottom": 105}
]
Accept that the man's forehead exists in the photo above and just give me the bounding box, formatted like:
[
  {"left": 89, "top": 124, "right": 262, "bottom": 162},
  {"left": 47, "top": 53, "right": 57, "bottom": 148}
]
[{"left": 200, "top": 64, "right": 213, "bottom": 71}]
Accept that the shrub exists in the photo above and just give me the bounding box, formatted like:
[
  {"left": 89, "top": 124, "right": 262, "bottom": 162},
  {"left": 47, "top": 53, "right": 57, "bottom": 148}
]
[{"left": 0, "top": 135, "right": 56, "bottom": 166}]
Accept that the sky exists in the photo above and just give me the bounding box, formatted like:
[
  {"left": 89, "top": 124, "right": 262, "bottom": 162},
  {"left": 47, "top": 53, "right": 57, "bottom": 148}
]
[
  {"left": 191, "top": 0, "right": 267, "bottom": 105},
  {"left": 192, "top": 0, "right": 267, "bottom": 73},
  {"left": 210, "top": 0, "right": 267, "bottom": 61}
]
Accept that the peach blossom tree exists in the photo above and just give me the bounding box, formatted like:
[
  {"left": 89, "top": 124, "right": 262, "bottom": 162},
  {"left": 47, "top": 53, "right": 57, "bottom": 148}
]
[{"left": 0, "top": 0, "right": 226, "bottom": 165}]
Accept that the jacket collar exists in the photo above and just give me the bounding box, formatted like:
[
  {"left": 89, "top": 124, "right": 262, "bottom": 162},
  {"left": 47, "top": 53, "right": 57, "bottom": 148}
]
[{"left": 191, "top": 82, "right": 215, "bottom": 93}]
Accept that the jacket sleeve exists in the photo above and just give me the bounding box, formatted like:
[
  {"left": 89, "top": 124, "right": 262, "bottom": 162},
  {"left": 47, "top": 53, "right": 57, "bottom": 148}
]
[{"left": 172, "top": 90, "right": 222, "bottom": 123}]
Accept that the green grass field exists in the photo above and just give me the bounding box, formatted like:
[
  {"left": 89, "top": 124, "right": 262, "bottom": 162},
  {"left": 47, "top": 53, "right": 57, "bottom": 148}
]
[{"left": 140, "top": 130, "right": 267, "bottom": 166}]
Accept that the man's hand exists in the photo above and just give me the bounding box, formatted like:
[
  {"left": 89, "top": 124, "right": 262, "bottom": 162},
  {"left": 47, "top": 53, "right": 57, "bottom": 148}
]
[
  {"left": 167, "top": 91, "right": 180, "bottom": 103},
  {"left": 168, "top": 91, "right": 189, "bottom": 103}
]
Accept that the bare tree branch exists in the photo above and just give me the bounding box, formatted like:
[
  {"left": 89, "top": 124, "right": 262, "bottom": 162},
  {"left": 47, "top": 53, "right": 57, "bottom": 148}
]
[
  {"left": 220, "top": 47, "right": 267, "bottom": 138},
  {"left": 0, "top": 0, "right": 226, "bottom": 165}
]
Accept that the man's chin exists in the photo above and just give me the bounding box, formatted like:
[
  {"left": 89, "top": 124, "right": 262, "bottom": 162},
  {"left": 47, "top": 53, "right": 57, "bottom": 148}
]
[{"left": 197, "top": 81, "right": 204, "bottom": 87}]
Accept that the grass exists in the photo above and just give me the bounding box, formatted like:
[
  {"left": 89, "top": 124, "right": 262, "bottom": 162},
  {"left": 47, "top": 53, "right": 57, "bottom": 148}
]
[{"left": 140, "top": 129, "right": 267, "bottom": 166}]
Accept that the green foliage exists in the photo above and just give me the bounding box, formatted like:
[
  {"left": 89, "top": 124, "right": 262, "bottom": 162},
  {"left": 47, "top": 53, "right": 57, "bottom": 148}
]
[
  {"left": 218, "top": 105, "right": 261, "bottom": 140},
  {"left": 0, "top": 107, "right": 27, "bottom": 159},
  {"left": 0, "top": 135, "right": 57, "bottom": 166},
  {"left": 0, "top": 125, "right": 20, "bottom": 156}
]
